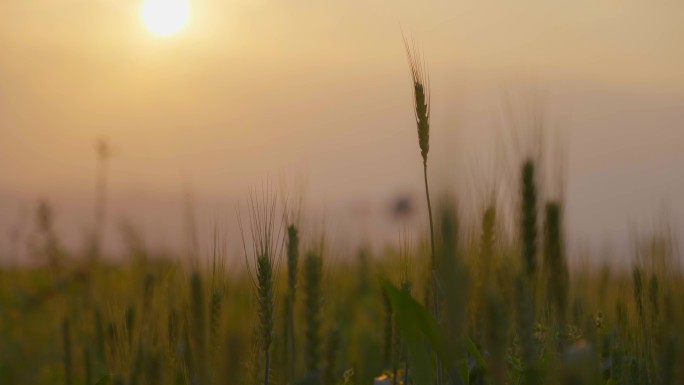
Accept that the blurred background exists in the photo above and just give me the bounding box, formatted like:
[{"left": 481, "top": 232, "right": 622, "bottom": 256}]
[{"left": 1, "top": 0, "right": 683, "bottom": 263}]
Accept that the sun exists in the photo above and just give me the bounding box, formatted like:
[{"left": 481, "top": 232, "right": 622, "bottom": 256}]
[{"left": 141, "top": 0, "right": 190, "bottom": 37}]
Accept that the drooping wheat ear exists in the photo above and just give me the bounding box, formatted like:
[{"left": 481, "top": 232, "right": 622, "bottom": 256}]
[
  {"left": 62, "top": 317, "right": 73, "bottom": 385},
  {"left": 304, "top": 251, "right": 323, "bottom": 373},
  {"left": 521, "top": 159, "right": 538, "bottom": 279},
  {"left": 543, "top": 202, "right": 568, "bottom": 325}
]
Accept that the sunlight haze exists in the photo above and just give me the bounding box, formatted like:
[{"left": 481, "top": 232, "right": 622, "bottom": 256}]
[{"left": 141, "top": 0, "right": 190, "bottom": 37}]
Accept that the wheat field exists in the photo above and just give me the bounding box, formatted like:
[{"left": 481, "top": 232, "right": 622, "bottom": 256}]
[{"left": 1, "top": 44, "right": 682, "bottom": 385}]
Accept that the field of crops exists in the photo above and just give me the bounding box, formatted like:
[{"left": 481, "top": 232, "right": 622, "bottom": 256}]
[{"left": 1, "top": 44, "right": 682, "bottom": 385}]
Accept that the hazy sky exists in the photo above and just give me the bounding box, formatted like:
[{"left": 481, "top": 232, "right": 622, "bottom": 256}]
[{"left": 1, "top": 0, "right": 683, "bottom": 263}]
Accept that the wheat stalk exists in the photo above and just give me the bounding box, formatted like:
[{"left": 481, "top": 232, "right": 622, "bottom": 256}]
[
  {"left": 543, "top": 201, "right": 568, "bottom": 325},
  {"left": 239, "top": 186, "right": 284, "bottom": 385},
  {"left": 323, "top": 326, "right": 341, "bottom": 385},
  {"left": 304, "top": 251, "right": 323, "bottom": 373},
  {"left": 286, "top": 224, "right": 299, "bottom": 380},
  {"left": 521, "top": 159, "right": 538, "bottom": 280},
  {"left": 403, "top": 34, "right": 442, "bottom": 385}
]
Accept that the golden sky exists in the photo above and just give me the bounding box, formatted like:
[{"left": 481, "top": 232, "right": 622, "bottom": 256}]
[{"left": 1, "top": 0, "right": 683, "bottom": 259}]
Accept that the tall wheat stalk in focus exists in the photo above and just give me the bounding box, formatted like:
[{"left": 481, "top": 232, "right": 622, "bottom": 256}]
[
  {"left": 403, "top": 37, "right": 434, "bottom": 268},
  {"left": 404, "top": 36, "right": 443, "bottom": 385}
]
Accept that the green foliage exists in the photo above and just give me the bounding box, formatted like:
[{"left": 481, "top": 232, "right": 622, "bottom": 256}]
[{"left": 380, "top": 277, "right": 448, "bottom": 385}]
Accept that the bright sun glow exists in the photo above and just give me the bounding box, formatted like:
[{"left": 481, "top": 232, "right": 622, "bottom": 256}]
[{"left": 141, "top": 0, "right": 190, "bottom": 37}]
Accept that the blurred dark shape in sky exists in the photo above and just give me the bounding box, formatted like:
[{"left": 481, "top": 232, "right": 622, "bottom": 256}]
[{"left": 390, "top": 195, "right": 414, "bottom": 221}]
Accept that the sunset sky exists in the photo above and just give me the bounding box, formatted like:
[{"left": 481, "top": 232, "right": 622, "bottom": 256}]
[{"left": 1, "top": 0, "right": 683, "bottom": 262}]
